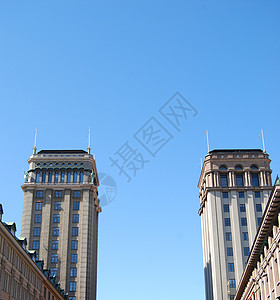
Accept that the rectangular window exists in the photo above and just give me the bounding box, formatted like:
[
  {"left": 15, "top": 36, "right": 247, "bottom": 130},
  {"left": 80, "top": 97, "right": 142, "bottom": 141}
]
[
  {"left": 48, "top": 172, "right": 52, "bottom": 183},
  {"left": 42, "top": 172, "right": 46, "bottom": 183},
  {"left": 73, "top": 214, "right": 79, "bottom": 223},
  {"left": 61, "top": 172, "right": 65, "bottom": 183},
  {"left": 69, "top": 282, "right": 76, "bottom": 292},
  {"left": 258, "top": 218, "right": 262, "bottom": 226},
  {"left": 55, "top": 191, "right": 62, "bottom": 198},
  {"left": 73, "top": 201, "right": 80, "bottom": 210},
  {"left": 53, "top": 214, "right": 60, "bottom": 223},
  {"left": 70, "top": 267, "right": 77, "bottom": 277},
  {"left": 252, "top": 173, "right": 259, "bottom": 187},
  {"left": 240, "top": 204, "right": 246, "bottom": 212},
  {"left": 67, "top": 172, "right": 71, "bottom": 183},
  {"left": 222, "top": 192, "right": 228, "bottom": 198},
  {"left": 71, "top": 240, "right": 78, "bottom": 250},
  {"left": 255, "top": 191, "right": 261, "bottom": 198},
  {"left": 36, "top": 173, "right": 40, "bottom": 183},
  {"left": 50, "top": 268, "right": 57, "bottom": 277},
  {"left": 226, "top": 232, "right": 232, "bottom": 241},
  {"left": 227, "top": 247, "right": 233, "bottom": 256},
  {"left": 51, "top": 254, "right": 58, "bottom": 263},
  {"left": 33, "top": 227, "right": 41, "bottom": 236},
  {"left": 54, "top": 172, "right": 59, "bottom": 183},
  {"left": 239, "top": 192, "right": 244, "bottom": 198},
  {"left": 224, "top": 204, "right": 229, "bottom": 213},
  {"left": 241, "top": 218, "right": 247, "bottom": 226},
  {"left": 71, "top": 254, "right": 78, "bottom": 263},
  {"left": 79, "top": 172, "right": 83, "bottom": 183},
  {"left": 229, "top": 279, "right": 236, "bottom": 288},
  {"left": 69, "top": 298, "right": 76, "bottom": 300},
  {"left": 34, "top": 214, "right": 42, "bottom": 223},
  {"left": 73, "top": 191, "right": 81, "bottom": 198},
  {"left": 242, "top": 232, "right": 248, "bottom": 240},
  {"left": 35, "top": 202, "right": 42, "bottom": 211},
  {"left": 220, "top": 174, "right": 228, "bottom": 187},
  {"left": 256, "top": 204, "right": 262, "bottom": 212},
  {"left": 73, "top": 172, "right": 77, "bottom": 183},
  {"left": 33, "top": 241, "right": 40, "bottom": 250},
  {"left": 54, "top": 202, "right": 61, "bottom": 210},
  {"left": 52, "top": 241, "right": 59, "bottom": 250},
  {"left": 53, "top": 227, "right": 59, "bottom": 236},
  {"left": 36, "top": 191, "right": 43, "bottom": 198},
  {"left": 228, "top": 263, "right": 234, "bottom": 272},
  {"left": 72, "top": 227, "right": 79, "bottom": 236},
  {"left": 225, "top": 218, "right": 231, "bottom": 226},
  {"left": 236, "top": 174, "right": 244, "bottom": 187},
  {"left": 244, "top": 247, "right": 250, "bottom": 256}
]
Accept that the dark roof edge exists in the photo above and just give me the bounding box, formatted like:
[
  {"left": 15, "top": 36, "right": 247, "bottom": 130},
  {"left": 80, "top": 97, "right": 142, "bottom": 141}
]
[
  {"left": 37, "top": 150, "right": 87, "bottom": 154},
  {"left": 209, "top": 149, "right": 264, "bottom": 154}
]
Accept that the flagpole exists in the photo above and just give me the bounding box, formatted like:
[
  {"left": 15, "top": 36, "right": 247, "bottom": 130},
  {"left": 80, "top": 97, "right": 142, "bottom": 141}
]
[
  {"left": 33, "top": 128, "right": 37, "bottom": 154},
  {"left": 261, "top": 129, "right": 266, "bottom": 153},
  {"left": 206, "top": 130, "right": 210, "bottom": 153}
]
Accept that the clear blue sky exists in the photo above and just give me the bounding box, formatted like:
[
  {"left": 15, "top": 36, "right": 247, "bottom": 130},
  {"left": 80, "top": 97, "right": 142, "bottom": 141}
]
[{"left": 0, "top": 1, "right": 280, "bottom": 299}]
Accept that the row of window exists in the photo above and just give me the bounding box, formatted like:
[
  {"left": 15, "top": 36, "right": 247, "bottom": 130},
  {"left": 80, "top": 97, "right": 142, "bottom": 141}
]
[
  {"left": 37, "top": 162, "right": 84, "bottom": 167},
  {"left": 36, "top": 171, "right": 84, "bottom": 184},
  {"left": 50, "top": 253, "right": 78, "bottom": 263},
  {"left": 222, "top": 191, "right": 261, "bottom": 199},
  {"left": 227, "top": 247, "right": 250, "bottom": 256},
  {"left": 224, "top": 217, "right": 262, "bottom": 227},
  {"left": 36, "top": 190, "right": 81, "bottom": 198},
  {"left": 223, "top": 203, "right": 262, "bottom": 213},
  {"left": 33, "top": 240, "right": 78, "bottom": 251},
  {"left": 220, "top": 173, "right": 260, "bottom": 187},
  {"left": 34, "top": 213, "right": 79, "bottom": 223},
  {"left": 51, "top": 227, "right": 79, "bottom": 237},
  {"left": 220, "top": 165, "right": 259, "bottom": 170},
  {"left": 35, "top": 200, "right": 80, "bottom": 210},
  {"left": 226, "top": 232, "right": 248, "bottom": 241}
]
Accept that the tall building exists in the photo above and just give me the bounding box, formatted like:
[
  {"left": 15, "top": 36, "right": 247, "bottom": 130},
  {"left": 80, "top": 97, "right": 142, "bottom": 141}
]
[
  {"left": 198, "top": 149, "right": 273, "bottom": 300},
  {"left": 21, "top": 149, "right": 101, "bottom": 300}
]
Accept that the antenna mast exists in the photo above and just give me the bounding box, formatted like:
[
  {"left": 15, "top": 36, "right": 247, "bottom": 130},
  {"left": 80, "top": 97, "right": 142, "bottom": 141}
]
[
  {"left": 261, "top": 129, "right": 266, "bottom": 153},
  {"left": 206, "top": 130, "right": 210, "bottom": 153},
  {"left": 87, "top": 127, "right": 91, "bottom": 154},
  {"left": 33, "top": 128, "right": 37, "bottom": 154}
]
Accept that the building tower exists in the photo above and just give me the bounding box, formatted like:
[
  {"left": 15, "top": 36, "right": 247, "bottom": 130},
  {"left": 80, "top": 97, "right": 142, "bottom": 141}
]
[
  {"left": 21, "top": 149, "right": 101, "bottom": 300},
  {"left": 198, "top": 149, "right": 273, "bottom": 300}
]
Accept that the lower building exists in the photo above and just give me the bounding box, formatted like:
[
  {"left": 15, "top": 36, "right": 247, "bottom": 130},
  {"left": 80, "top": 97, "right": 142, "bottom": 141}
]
[
  {"left": 0, "top": 204, "right": 67, "bottom": 300},
  {"left": 235, "top": 180, "right": 280, "bottom": 300}
]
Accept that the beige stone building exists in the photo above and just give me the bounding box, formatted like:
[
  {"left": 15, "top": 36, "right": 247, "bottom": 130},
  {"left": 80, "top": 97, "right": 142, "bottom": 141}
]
[
  {"left": 234, "top": 181, "right": 280, "bottom": 300},
  {"left": 198, "top": 149, "right": 273, "bottom": 300},
  {"left": 21, "top": 149, "right": 101, "bottom": 300},
  {"left": 0, "top": 204, "right": 67, "bottom": 300}
]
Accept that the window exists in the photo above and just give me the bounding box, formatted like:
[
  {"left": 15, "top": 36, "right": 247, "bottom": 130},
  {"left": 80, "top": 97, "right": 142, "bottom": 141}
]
[
  {"left": 61, "top": 172, "right": 65, "bottom": 183},
  {"left": 73, "top": 214, "right": 79, "bottom": 223},
  {"left": 73, "top": 191, "right": 81, "bottom": 198},
  {"left": 219, "top": 165, "right": 227, "bottom": 170},
  {"left": 252, "top": 173, "right": 259, "bottom": 187},
  {"left": 33, "top": 241, "right": 39, "bottom": 250},
  {"left": 235, "top": 165, "right": 242, "bottom": 170},
  {"left": 71, "top": 254, "right": 77, "bottom": 263},
  {"left": 69, "top": 282, "right": 76, "bottom": 292},
  {"left": 228, "top": 263, "right": 234, "bottom": 272},
  {"left": 36, "top": 173, "right": 40, "bottom": 183},
  {"left": 236, "top": 174, "right": 244, "bottom": 187},
  {"left": 71, "top": 241, "right": 78, "bottom": 250},
  {"left": 52, "top": 241, "right": 59, "bottom": 250},
  {"left": 230, "top": 296, "right": 235, "bottom": 300},
  {"left": 256, "top": 204, "right": 262, "bottom": 212},
  {"left": 54, "top": 172, "right": 59, "bottom": 183},
  {"left": 251, "top": 165, "right": 258, "bottom": 170},
  {"left": 222, "top": 192, "right": 228, "bottom": 198},
  {"left": 53, "top": 214, "right": 60, "bottom": 223},
  {"left": 53, "top": 227, "right": 59, "bottom": 236},
  {"left": 73, "top": 202, "right": 80, "bottom": 211},
  {"left": 225, "top": 218, "right": 231, "bottom": 226},
  {"left": 79, "top": 172, "right": 84, "bottom": 183},
  {"left": 73, "top": 172, "right": 77, "bottom": 183},
  {"left": 72, "top": 227, "right": 79, "bottom": 236},
  {"left": 240, "top": 204, "right": 246, "bottom": 212},
  {"left": 33, "top": 227, "right": 41, "bottom": 236},
  {"left": 226, "top": 232, "right": 232, "bottom": 241},
  {"left": 34, "top": 214, "right": 42, "bottom": 223},
  {"left": 242, "top": 232, "right": 248, "bottom": 240},
  {"left": 48, "top": 172, "right": 52, "bottom": 183},
  {"left": 69, "top": 298, "right": 76, "bottom": 300},
  {"left": 229, "top": 279, "right": 236, "bottom": 288},
  {"left": 36, "top": 191, "right": 43, "bottom": 198},
  {"left": 67, "top": 172, "right": 71, "bottom": 183},
  {"left": 55, "top": 191, "right": 62, "bottom": 198},
  {"left": 220, "top": 174, "right": 228, "bottom": 187},
  {"left": 227, "top": 247, "right": 233, "bottom": 256},
  {"left": 239, "top": 192, "right": 244, "bottom": 198},
  {"left": 51, "top": 254, "right": 58, "bottom": 263},
  {"left": 244, "top": 247, "right": 250, "bottom": 256},
  {"left": 241, "top": 218, "right": 247, "bottom": 226},
  {"left": 54, "top": 202, "right": 61, "bottom": 210},
  {"left": 224, "top": 204, "right": 229, "bottom": 213},
  {"left": 42, "top": 172, "right": 46, "bottom": 183},
  {"left": 70, "top": 267, "right": 77, "bottom": 277},
  {"left": 35, "top": 202, "right": 42, "bottom": 211},
  {"left": 257, "top": 218, "right": 262, "bottom": 226},
  {"left": 50, "top": 268, "right": 57, "bottom": 277},
  {"left": 255, "top": 191, "right": 261, "bottom": 198}
]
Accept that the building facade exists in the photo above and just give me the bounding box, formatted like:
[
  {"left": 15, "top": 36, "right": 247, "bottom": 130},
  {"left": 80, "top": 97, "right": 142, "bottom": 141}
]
[
  {"left": 21, "top": 150, "right": 101, "bottom": 300},
  {"left": 235, "top": 181, "right": 280, "bottom": 300},
  {"left": 0, "top": 204, "right": 67, "bottom": 300},
  {"left": 198, "top": 149, "right": 273, "bottom": 300}
]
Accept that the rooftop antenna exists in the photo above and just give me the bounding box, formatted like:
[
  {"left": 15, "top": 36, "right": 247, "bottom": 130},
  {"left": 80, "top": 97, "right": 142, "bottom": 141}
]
[
  {"left": 87, "top": 127, "right": 91, "bottom": 154},
  {"left": 206, "top": 130, "right": 210, "bottom": 153},
  {"left": 33, "top": 128, "right": 37, "bottom": 154},
  {"left": 261, "top": 129, "right": 266, "bottom": 153},
  {"left": 200, "top": 158, "right": 203, "bottom": 170}
]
